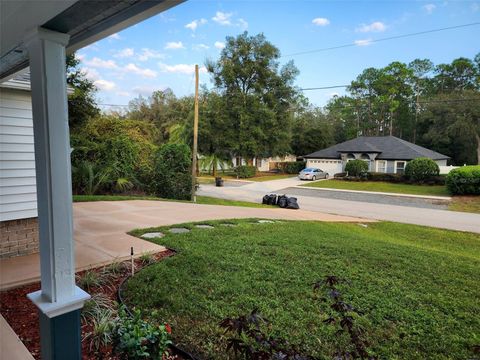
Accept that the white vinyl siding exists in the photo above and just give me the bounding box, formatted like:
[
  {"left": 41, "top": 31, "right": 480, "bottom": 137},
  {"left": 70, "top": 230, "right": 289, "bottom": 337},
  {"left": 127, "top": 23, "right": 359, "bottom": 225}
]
[{"left": 0, "top": 88, "right": 37, "bottom": 221}]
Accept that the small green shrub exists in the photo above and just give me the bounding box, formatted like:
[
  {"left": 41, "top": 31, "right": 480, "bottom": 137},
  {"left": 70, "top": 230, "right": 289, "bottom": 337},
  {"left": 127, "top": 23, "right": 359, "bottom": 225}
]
[
  {"left": 283, "top": 161, "right": 307, "bottom": 174},
  {"left": 139, "top": 252, "right": 156, "bottom": 266},
  {"left": 344, "top": 160, "right": 368, "bottom": 177},
  {"left": 367, "top": 172, "right": 404, "bottom": 183},
  {"left": 83, "top": 308, "right": 117, "bottom": 353},
  {"left": 404, "top": 158, "right": 439, "bottom": 182},
  {"left": 76, "top": 270, "right": 107, "bottom": 292},
  {"left": 234, "top": 165, "right": 257, "bottom": 178},
  {"left": 152, "top": 144, "right": 192, "bottom": 200},
  {"left": 446, "top": 165, "right": 480, "bottom": 195},
  {"left": 81, "top": 293, "right": 117, "bottom": 323},
  {"left": 115, "top": 307, "right": 171, "bottom": 359}
]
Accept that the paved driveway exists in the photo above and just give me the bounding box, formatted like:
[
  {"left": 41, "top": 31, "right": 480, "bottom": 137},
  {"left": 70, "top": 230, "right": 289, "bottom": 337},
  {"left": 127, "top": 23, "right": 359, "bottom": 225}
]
[
  {"left": 0, "top": 200, "right": 367, "bottom": 290},
  {"left": 199, "top": 181, "right": 480, "bottom": 233}
]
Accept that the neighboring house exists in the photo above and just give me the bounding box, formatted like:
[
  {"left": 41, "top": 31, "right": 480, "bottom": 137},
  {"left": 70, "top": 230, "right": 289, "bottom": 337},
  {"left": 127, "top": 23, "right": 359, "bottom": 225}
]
[
  {"left": 304, "top": 136, "right": 450, "bottom": 175},
  {"left": 232, "top": 155, "right": 297, "bottom": 172},
  {"left": 0, "top": 73, "right": 39, "bottom": 259}
]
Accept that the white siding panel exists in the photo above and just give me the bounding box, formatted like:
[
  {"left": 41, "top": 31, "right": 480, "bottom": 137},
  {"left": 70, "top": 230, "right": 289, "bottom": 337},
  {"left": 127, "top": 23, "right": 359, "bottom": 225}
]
[
  {"left": 0, "top": 89, "right": 37, "bottom": 221},
  {"left": 0, "top": 125, "right": 34, "bottom": 136},
  {"left": 0, "top": 185, "right": 37, "bottom": 195}
]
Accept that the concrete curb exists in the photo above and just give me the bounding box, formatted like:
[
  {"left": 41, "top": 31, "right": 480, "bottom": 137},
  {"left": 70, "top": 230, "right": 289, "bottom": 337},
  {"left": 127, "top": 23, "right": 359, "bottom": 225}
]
[{"left": 294, "top": 185, "right": 452, "bottom": 201}]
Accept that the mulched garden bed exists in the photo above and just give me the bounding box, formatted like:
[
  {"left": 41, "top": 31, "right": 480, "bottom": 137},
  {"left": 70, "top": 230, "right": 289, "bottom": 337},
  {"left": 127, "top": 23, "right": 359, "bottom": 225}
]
[{"left": 0, "top": 249, "right": 177, "bottom": 360}]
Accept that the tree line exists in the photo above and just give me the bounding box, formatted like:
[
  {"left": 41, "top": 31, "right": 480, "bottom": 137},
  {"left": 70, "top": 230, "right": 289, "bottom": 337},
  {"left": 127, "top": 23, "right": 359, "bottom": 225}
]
[{"left": 68, "top": 32, "right": 480, "bottom": 171}]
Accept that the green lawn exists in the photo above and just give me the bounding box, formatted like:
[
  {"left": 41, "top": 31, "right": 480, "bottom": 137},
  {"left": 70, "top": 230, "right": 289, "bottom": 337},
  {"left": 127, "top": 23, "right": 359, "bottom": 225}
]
[
  {"left": 125, "top": 219, "right": 480, "bottom": 360},
  {"left": 303, "top": 179, "right": 450, "bottom": 197},
  {"left": 72, "top": 194, "right": 269, "bottom": 208}
]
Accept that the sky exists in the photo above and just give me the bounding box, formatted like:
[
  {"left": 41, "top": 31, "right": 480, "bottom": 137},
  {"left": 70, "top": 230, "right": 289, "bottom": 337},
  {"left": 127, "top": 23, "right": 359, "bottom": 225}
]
[{"left": 77, "top": 0, "right": 480, "bottom": 111}]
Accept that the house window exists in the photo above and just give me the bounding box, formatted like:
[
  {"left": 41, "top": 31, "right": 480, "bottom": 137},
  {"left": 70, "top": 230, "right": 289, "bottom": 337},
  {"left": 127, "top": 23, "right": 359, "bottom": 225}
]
[
  {"left": 395, "top": 161, "right": 406, "bottom": 174},
  {"left": 377, "top": 160, "right": 387, "bottom": 173}
]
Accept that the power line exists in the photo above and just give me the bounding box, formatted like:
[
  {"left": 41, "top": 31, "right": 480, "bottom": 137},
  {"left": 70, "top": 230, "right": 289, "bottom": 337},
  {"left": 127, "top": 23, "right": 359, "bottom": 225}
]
[
  {"left": 300, "top": 85, "right": 349, "bottom": 91},
  {"left": 282, "top": 22, "right": 480, "bottom": 58}
]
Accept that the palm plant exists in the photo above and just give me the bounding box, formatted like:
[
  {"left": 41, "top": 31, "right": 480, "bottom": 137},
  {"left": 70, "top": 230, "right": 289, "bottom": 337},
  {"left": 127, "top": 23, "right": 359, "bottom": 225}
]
[
  {"left": 72, "top": 161, "right": 111, "bottom": 195},
  {"left": 200, "top": 153, "right": 232, "bottom": 177}
]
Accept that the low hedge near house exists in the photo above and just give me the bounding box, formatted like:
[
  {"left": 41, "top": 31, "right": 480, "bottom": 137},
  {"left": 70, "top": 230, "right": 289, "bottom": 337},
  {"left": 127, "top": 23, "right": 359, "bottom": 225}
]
[
  {"left": 404, "top": 158, "right": 440, "bottom": 183},
  {"left": 344, "top": 160, "right": 368, "bottom": 177},
  {"left": 446, "top": 165, "right": 480, "bottom": 195},
  {"left": 234, "top": 165, "right": 257, "bottom": 178},
  {"left": 283, "top": 161, "right": 307, "bottom": 174}
]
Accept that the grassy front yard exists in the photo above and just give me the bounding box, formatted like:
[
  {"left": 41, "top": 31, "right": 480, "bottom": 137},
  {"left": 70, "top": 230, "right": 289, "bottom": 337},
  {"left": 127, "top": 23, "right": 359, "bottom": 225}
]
[
  {"left": 72, "top": 195, "right": 270, "bottom": 208},
  {"left": 303, "top": 179, "right": 450, "bottom": 197},
  {"left": 125, "top": 219, "right": 480, "bottom": 359}
]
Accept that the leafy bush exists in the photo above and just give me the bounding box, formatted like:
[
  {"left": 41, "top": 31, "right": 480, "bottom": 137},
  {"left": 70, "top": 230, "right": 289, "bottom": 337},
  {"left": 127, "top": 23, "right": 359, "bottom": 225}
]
[
  {"left": 115, "top": 307, "right": 171, "bottom": 359},
  {"left": 152, "top": 144, "right": 192, "bottom": 200},
  {"left": 344, "top": 160, "right": 368, "bottom": 177},
  {"left": 367, "top": 172, "right": 404, "bottom": 183},
  {"left": 446, "top": 165, "right": 480, "bottom": 195},
  {"left": 234, "top": 165, "right": 257, "bottom": 178},
  {"left": 282, "top": 161, "right": 307, "bottom": 174},
  {"left": 83, "top": 308, "right": 117, "bottom": 353},
  {"left": 404, "top": 158, "right": 439, "bottom": 182}
]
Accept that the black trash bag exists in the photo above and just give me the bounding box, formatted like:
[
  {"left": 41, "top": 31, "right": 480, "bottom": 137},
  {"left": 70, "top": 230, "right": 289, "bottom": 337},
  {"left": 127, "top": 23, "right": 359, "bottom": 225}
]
[
  {"left": 286, "top": 196, "right": 300, "bottom": 210},
  {"left": 267, "top": 194, "right": 277, "bottom": 205},
  {"left": 277, "top": 195, "right": 288, "bottom": 208},
  {"left": 262, "top": 195, "right": 270, "bottom": 204}
]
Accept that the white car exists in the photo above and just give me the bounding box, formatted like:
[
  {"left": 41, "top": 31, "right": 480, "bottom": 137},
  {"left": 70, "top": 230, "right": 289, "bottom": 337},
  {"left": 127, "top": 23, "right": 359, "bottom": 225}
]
[{"left": 298, "top": 168, "right": 329, "bottom": 181}]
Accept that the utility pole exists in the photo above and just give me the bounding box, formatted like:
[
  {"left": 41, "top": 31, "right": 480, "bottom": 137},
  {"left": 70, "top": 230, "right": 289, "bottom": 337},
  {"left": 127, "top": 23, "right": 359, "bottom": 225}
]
[{"left": 191, "top": 64, "right": 199, "bottom": 202}]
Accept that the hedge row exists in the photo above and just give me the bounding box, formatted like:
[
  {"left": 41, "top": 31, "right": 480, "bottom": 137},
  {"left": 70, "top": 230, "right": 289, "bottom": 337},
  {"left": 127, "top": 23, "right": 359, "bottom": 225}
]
[
  {"left": 234, "top": 165, "right": 257, "bottom": 178},
  {"left": 446, "top": 166, "right": 480, "bottom": 195}
]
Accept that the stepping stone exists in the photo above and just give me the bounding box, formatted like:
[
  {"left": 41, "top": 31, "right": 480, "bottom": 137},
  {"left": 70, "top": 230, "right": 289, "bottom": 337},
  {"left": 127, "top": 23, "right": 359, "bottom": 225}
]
[
  {"left": 358, "top": 223, "right": 368, "bottom": 228},
  {"left": 195, "top": 224, "right": 214, "bottom": 229},
  {"left": 169, "top": 227, "right": 190, "bottom": 234},
  {"left": 141, "top": 232, "right": 164, "bottom": 239},
  {"left": 258, "top": 220, "right": 275, "bottom": 224}
]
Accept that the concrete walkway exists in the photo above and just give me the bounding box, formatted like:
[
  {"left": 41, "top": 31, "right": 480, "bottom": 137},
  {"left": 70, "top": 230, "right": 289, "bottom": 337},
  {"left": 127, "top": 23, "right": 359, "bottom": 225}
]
[
  {"left": 0, "top": 315, "right": 34, "bottom": 360},
  {"left": 198, "top": 182, "right": 480, "bottom": 233},
  {"left": 0, "top": 200, "right": 369, "bottom": 290}
]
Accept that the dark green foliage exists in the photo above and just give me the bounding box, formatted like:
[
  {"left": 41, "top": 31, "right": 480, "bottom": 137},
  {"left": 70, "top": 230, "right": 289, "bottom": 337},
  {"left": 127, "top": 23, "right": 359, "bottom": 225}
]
[
  {"left": 115, "top": 307, "right": 171, "bottom": 359},
  {"left": 234, "top": 165, "right": 257, "bottom": 178},
  {"left": 345, "top": 160, "right": 368, "bottom": 177},
  {"left": 126, "top": 219, "right": 480, "bottom": 359},
  {"left": 446, "top": 165, "right": 480, "bottom": 195},
  {"left": 278, "top": 161, "right": 306, "bottom": 174},
  {"left": 66, "top": 53, "right": 99, "bottom": 129},
  {"left": 366, "top": 172, "right": 404, "bottom": 183},
  {"left": 152, "top": 144, "right": 192, "bottom": 200},
  {"left": 404, "top": 158, "right": 440, "bottom": 182}
]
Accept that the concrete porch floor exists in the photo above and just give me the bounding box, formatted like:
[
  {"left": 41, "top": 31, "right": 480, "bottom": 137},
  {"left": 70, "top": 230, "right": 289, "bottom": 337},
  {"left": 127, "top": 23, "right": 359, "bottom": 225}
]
[{"left": 0, "top": 200, "right": 371, "bottom": 290}]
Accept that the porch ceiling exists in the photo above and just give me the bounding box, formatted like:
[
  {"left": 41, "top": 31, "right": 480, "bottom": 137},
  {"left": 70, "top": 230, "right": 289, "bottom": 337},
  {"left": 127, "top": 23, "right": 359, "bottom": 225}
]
[{"left": 0, "top": 0, "right": 184, "bottom": 81}]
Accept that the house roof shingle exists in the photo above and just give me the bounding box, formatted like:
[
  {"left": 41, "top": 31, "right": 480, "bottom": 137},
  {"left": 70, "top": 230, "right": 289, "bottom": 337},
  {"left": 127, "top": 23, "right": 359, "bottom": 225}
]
[{"left": 304, "top": 136, "right": 450, "bottom": 160}]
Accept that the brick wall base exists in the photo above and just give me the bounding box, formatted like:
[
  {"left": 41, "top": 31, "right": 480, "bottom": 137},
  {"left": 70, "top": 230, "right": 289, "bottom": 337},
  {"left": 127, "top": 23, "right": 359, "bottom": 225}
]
[{"left": 0, "top": 217, "right": 39, "bottom": 259}]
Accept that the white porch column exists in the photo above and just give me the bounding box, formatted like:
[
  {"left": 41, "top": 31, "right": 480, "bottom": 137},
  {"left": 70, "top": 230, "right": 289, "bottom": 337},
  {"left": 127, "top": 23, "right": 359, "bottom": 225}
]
[{"left": 24, "top": 27, "right": 89, "bottom": 319}]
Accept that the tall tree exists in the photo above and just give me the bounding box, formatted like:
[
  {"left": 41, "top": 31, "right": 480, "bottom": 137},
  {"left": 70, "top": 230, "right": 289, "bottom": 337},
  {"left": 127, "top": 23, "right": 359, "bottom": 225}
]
[
  {"left": 66, "top": 53, "right": 99, "bottom": 129},
  {"left": 206, "top": 32, "right": 299, "bottom": 162}
]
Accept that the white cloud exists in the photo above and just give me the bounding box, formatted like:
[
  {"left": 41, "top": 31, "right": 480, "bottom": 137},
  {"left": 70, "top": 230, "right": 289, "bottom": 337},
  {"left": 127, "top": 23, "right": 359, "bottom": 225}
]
[
  {"left": 164, "top": 41, "right": 185, "bottom": 50},
  {"left": 185, "top": 18, "right": 207, "bottom": 31},
  {"left": 124, "top": 63, "right": 157, "bottom": 78},
  {"left": 137, "top": 48, "right": 165, "bottom": 61},
  {"left": 116, "top": 91, "right": 130, "bottom": 97},
  {"left": 212, "top": 11, "right": 232, "bottom": 25},
  {"left": 94, "top": 79, "right": 116, "bottom": 91},
  {"left": 312, "top": 17, "right": 330, "bottom": 26},
  {"left": 194, "top": 43, "right": 210, "bottom": 50},
  {"left": 82, "top": 67, "right": 100, "bottom": 81},
  {"left": 214, "top": 41, "right": 225, "bottom": 50},
  {"left": 237, "top": 18, "right": 248, "bottom": 29},
  {"left": 132, "top": 85, "right": 164, "bottom": 96},
  {"left": 84, "top": 57, "right": 119, "bottom": 69},
  {"left": 423, "top": 3, "right": 436, "bottom": 14},
  {"left": 114, "top": 48, "right": 134, "bottom": 58},
  {"left": 158, "top": 63, "right": 208, "bottom": 75},
  {"left": 356, "top": 21, "right": 386, "bottom": 33},
  {"left": 471, "top": 2, "right": 479, "bottom": 11},
  {"left": 108, "top": 33, "right": 121, "bottom": 40},
  {"left": 354, "top": 38, "right": 373, "bottom": 46}
]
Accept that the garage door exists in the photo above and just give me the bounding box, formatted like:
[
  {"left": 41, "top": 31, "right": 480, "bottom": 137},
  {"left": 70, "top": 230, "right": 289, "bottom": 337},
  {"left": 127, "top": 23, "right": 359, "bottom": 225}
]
[{"left": 306, "top": 159, "right": 343, "bottom": 175}]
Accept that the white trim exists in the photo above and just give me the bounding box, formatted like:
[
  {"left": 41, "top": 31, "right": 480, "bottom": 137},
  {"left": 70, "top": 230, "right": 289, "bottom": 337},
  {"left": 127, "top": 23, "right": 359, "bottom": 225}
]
[
  {"left": 376, "top": 160, "right": 387, "bottom": 173},
  {"left": 394, "top": 160, "right": 406, "bottom": 174},
  {"left": 27, "top": 286, "right": 90, "bottom": 318}
]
